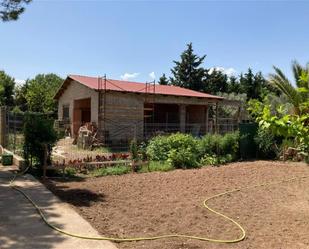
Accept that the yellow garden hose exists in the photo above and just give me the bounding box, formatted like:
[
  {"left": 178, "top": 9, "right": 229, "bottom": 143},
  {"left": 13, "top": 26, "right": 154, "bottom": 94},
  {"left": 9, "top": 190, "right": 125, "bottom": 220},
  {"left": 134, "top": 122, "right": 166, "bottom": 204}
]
[{"left": 8, "top": 167, "right": 309, "bottom": 244}]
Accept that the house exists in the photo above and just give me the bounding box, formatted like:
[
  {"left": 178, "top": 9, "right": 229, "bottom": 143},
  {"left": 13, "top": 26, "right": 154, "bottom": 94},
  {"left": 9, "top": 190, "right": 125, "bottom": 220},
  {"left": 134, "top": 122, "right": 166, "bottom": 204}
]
[{"left": 54, "top": 75, "right": 225, "bottom": 146}]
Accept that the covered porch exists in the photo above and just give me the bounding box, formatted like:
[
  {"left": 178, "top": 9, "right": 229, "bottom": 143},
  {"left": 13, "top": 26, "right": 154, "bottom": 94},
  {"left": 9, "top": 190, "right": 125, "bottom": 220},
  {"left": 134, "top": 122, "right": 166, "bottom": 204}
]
[{"left": 143, "top": 103, "right": 214, "bottom": 138}]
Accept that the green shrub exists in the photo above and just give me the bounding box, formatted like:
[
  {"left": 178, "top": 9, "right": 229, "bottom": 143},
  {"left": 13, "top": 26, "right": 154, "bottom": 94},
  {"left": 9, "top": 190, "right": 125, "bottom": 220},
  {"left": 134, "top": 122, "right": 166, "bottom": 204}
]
[
  {"left": 200, "top": 154, "right": 218, "bottom": 166},
  {"left": 65, "top": 167, "right": 77, "bottom": 177},
  {"left": 138, "top": 141, "right": 148, "bottom": 161},
  {"left": 23, "top": 113, "right": 57, "bottom": 169},
  {"left": 198, "top": 132, "right": 239, "bottom": 159},
  {"left": 219, "top": 132, "right": 240, "bottom": 159},
  {"left": 146, "top": 135, "right": 171, "bottom": 161},
  {"left": 200, "top": 153, "right": 234, "bottom": 166},
  {"left": 129, "top": 139, "right": 138, "bottom": 161},
  {"left": 166, "top": 133, "right": 199, "bottom": 169},
  {"left": 167, "top": 147, "right": 199, "bottom": 169},
  {"left": 147, "top": 132, "right": 239, "bottom": 169},
  {"left": 146, "top": 133, "right": 199, "bottom": 169},
  {"left": 198, "top": 133, "right": 221, "bottom": 156},
  {"left": 254, "top": 128, "right": 278, "bottom": 159}
]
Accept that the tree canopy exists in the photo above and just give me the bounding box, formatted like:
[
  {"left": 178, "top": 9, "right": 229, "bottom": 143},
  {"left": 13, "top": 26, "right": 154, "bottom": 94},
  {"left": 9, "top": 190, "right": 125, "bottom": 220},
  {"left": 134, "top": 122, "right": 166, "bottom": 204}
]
[
  {"left": 0, "top": 0, "right": 31, "bottom": 21},
  {"left": 25, "top": 74, "right": 63, "bottom": 113},
  {"left": 0, "top": 70, "right": 15, "bottom": 106},
  {"left": 170, "top": 43, "right": 206, "bottom": 92},
  {"left": 204, "top": 68, "right": 228, "bottom": 94},
  {"left": 158, "top": 73, "right": 169, "bottom": 85},
  {"left": 268, "top": 61, "right": 309, "bottom": 114}
]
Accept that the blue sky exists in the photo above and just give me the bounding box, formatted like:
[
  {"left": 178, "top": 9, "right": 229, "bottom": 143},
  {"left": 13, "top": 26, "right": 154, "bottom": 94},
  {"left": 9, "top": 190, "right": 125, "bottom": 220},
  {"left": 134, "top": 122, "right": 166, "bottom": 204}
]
[{"left": 0, "top": 0, "right": 308, "bottom": 84}]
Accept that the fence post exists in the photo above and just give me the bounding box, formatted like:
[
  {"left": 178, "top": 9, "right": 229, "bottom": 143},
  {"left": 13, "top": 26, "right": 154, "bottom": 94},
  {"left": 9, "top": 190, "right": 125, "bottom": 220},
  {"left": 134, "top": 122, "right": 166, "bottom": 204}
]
[
  {"left": 179, "top": 104, "right": 186, "bottom": 133},
  {"left": 205, "top": 105, "right": 209, "bottom": 134},
  {"left": 0, "top": 106, "right": 7, "bottom": 147},
  {"left": 43, "top": 144, "right": 47, "bottom": 180},
  {"left": 215, "top": 103, "right": 219, "bottom": 134}
]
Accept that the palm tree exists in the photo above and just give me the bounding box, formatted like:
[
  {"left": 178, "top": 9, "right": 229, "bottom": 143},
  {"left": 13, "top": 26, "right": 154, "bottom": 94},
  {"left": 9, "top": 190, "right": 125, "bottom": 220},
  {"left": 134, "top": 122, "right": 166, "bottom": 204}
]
[{"left": 268, "top": 61, "right": 309, "bottom": 114}]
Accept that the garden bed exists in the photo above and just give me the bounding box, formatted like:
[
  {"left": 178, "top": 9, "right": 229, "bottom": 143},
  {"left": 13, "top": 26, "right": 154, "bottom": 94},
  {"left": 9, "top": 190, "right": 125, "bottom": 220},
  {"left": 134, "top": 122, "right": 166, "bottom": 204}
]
[{"left": 45, "top": 161, "right": 309, "bottom": 249}]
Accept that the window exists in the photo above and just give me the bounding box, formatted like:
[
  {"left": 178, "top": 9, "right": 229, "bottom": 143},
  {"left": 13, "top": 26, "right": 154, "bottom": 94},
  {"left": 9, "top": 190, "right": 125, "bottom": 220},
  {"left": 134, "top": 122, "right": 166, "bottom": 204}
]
[{"left": 62, "top": 104, "right": 70, "bottom": 121}]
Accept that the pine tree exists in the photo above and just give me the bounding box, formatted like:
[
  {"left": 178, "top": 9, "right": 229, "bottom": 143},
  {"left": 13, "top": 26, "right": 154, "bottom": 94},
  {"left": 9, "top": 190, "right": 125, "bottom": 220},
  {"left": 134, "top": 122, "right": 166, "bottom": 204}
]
[
  {"left": 204, "top": 68, "right": 228, "bottom": 94},
  {"left": 239, "top": 68, "right": 271, "bottom": 100},
  {"left": 170, "top": 43, "right": 206, "bottom": 91},
  {"left": 227, "top": 75, "right": 241, "bottom": 94},
  {"left": 0, "top": 0, "right": 32, "bottom": 21},
  {"left": 158, "top": 73, "right": 169, "bottom": 85}
]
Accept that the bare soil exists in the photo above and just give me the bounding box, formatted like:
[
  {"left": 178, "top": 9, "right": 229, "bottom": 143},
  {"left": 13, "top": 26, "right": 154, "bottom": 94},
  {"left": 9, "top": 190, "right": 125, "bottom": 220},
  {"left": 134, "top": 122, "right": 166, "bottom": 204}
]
[{"left": 45, "top": 161, "right": 309, "bottom": 249}]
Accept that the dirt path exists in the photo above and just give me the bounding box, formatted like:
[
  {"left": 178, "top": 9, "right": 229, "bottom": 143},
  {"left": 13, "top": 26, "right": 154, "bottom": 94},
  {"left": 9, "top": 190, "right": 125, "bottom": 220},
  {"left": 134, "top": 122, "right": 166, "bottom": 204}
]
[{"left": 46, "top": 161, "right": 309, "bottom": 249}]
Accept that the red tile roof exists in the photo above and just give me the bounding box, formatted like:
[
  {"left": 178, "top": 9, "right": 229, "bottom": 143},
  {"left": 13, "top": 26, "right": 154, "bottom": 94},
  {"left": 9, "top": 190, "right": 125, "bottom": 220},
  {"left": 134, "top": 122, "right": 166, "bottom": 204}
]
[{"left": 54, "top": 75, "right": 223, "bottom": 100}]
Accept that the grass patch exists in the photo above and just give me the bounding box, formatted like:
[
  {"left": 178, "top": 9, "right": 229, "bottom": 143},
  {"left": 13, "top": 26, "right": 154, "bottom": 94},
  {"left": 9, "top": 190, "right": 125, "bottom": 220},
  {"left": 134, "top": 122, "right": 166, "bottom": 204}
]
[
  {"left": 139, "top": 161, "right": 174, "bottom": 173},
  {"left": 91, "top": 161, "right": 173, "bottom": 177},
  {"left": 90, "top": 165, "right": 131, "bottom": 177}
]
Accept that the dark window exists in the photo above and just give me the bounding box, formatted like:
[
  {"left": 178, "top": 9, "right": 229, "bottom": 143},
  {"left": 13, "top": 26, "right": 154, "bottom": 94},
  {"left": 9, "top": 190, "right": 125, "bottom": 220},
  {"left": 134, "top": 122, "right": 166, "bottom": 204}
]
[{"left": 63, "top": 105, "right": 70, "bottom": 120}]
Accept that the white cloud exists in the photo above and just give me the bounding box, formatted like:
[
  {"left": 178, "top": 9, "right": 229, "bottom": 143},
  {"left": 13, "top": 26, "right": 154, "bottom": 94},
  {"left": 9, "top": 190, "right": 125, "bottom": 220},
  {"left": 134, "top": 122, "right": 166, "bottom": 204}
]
[
  {"left": 120, "top": 72, "right": 140, "bottom": 81},
  {"left": 149, "top": 72, "right": 156, "bottom": 80},
  {"left": 15, "top": 79, "right": 26, "bottom": 85},
  {"left": 208, "top": 67, "right": 237, "bottom": 76},
  {"left": 224, "top": 68, "right": 237, "bottom": 76}
]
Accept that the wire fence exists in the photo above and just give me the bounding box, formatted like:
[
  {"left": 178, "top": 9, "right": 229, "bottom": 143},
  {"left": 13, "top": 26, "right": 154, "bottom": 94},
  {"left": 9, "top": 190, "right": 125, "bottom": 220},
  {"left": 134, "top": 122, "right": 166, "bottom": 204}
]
[
  {"left": 5, "top": 111, "right": 25, "bottom": 157},
  {"left": 0, "top": 106, "right": 239, "bottom": 169}
]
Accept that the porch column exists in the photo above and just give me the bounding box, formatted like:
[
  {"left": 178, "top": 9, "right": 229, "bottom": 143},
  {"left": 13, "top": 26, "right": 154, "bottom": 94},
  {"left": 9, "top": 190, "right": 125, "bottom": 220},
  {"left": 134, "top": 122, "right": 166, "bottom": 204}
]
[
  {"left": 215, "top": 102, "right": 219, "bottom": 134},
  {"left": 205, "top": 105, "right": 209, "bottom": 134},
  {"left": 179, "top": 104, "right": 186, "bottom": 132},
  {"left": 0, "top": 106, "right": 7, "bottom": 147}
]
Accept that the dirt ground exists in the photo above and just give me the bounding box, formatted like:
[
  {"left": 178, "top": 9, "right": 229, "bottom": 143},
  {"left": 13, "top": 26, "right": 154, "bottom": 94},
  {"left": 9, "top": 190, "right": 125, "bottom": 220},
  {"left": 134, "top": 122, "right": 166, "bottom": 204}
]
[{"left": 45, "top": 161, "right": 309, "bottom": 249}]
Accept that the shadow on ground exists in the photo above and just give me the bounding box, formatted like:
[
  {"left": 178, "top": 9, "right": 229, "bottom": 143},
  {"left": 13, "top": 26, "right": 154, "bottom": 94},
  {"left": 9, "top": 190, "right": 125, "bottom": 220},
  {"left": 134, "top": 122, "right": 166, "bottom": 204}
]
[
  {"left": 45, "top": 183, "right": 105, "bottom": 207},
  {"left": 0, "top": 176, "right": 66, "bottom": 249}
]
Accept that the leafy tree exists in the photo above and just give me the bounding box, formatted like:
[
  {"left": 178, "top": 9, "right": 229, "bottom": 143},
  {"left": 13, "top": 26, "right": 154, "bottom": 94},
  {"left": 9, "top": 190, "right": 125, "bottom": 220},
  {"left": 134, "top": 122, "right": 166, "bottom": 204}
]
[
  {"left": 25, "top": 74, "right": 63, "bottom": 113},
  {"left": 204, "top": 68, "right": 228, "bottom": 94},
  {"left": 0, "top": 0, "right": 31, "bottom": 21},
  {"left": 268, "top": 61, "right": 309, "bottom": 114},
  {"left": 217, "top": 92, "right": 247, "bottom": 119},
  {"left": 170, "top": 43, "right": 206, "bottom": 91},
  {"left": 0, "top": 70, "right": 15, "bottom": 106},
  {"left": 23, "top": 113, "right": 57, "bottom": 168},
  {"left": 248, "top": 99, "right": 309, "bottom": 156},
  {"left": 158, "top": 73, "right": 169, "bottom": 85},
  {"left": 14, "top": 81, "right": 28, "bottom": 111}
]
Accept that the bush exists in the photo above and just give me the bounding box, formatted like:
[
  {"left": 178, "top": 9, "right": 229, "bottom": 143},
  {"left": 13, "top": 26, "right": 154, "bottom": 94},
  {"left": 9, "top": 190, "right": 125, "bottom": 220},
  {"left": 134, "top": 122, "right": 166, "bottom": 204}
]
[
  {"left": 198, "top": 134, "right": 221, "bottom": 156},
  {"left": 165, "top": 133, "right": 199, "bottom": 169},
  {"left": 65, "top": 167, "right": 77, "bottom": 177},
  {"left": 254, "top": 128, "right": 278, "bottom": 159},
  {"left": 129, "top": 139, "right": 138, "bottom": 161},
  {"left": 146, "top": 135, "right": 171, "bottom": 161},
  {"left": 23, "top": 113, "right": 57, "bottom": 169},
  {"left": 146, "top": 132, "right": 239, "bottom": 169},
  {"left": 200, "top": 154, "right": 218, "bottom": 166},
  {"left": 200, "top": 153, "right": 234, "bottom": 166},
  {"left": 138, "top": 141, "right": 148, "bottom": 161},
  {"left": 198, "top": 132, "right": 239, "bottom": 160},
  {"left": 219, "top": 132, "right": 240, "bottom": 159},
  {"left": 167, "top": 147, "right": 199, "bottom": 169},
  {"left": 146, "top": 133, "right": 199, "bottom": 169}
]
